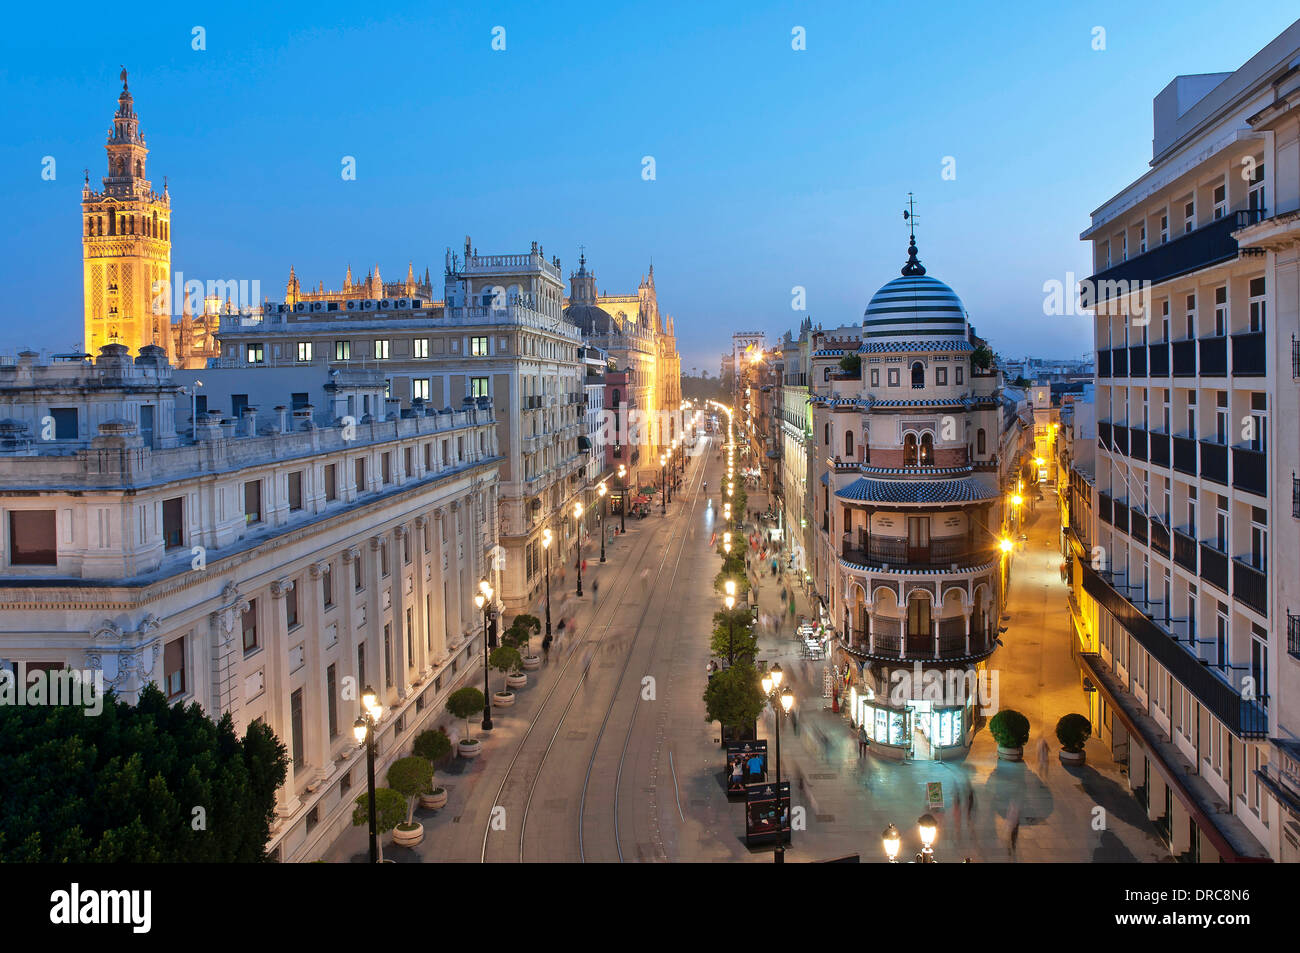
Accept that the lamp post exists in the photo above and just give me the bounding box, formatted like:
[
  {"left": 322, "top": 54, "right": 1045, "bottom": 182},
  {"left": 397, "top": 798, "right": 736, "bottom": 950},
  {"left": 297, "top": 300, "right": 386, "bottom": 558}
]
[
  {"left": 660, "top": 455, "right": 668, "bottom": 512},
  {"left": 917, "top": 813, "right": 938, "bottom": 862},
  {"left": 352, "top": 686, "right": 383, "bottom": 864},
  {"left": 598, "top": 482, "right": 607, "bottom": 562},
  {"left": 542, "top": 528, "right": 553, "bottom": 642},
  {"left": 618, "top": 464, "right": 627, "bottom": 534},
  {"left": 882, "top": 824, "right": 902, "bottom": 863},
  {"left": 474, "top": 587, "right": 493, "bottom": 732},
  {"left": 761, "top": 664, "right": 793, "bottom": 864},
  {"left": 574, "top": 501, "right": 584, "bottom": 596}
]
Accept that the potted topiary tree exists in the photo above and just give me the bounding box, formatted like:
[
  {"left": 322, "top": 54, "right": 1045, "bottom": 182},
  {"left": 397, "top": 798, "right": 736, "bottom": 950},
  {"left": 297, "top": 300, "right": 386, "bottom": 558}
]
[
  {"left": 351, "top": 787, "right": 407, "bottom": 862},
  {"left": 386, "top": 756, "right": 433, "bottom": 846},
  {"left": 989, "top": 709, "right": 1030, "bottom": 761},
  {"left": 413, "top": 728, "right": 452, "bottom": 809},
  {"left": 1056, "top": 713, "right": 1092, "bottom": 766},
  {"left": 509, "top": 614, "right": 542, "bottom": 671},
  {"left": 489, "top": 645, "right": 522, "bottom": 706},
  {"left": 446, "top": 687, "right": 486, "bottom": 758}
]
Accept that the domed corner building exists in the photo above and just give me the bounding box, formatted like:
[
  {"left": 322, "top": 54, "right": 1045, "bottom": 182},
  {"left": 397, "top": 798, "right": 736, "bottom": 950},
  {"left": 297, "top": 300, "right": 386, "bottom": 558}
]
[{"left": 809, "top": 234, "right": 1012, "bottom": 761}]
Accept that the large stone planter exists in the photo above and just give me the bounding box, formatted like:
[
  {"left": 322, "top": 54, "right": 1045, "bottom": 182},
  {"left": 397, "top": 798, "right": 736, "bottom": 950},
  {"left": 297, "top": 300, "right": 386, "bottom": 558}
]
[
  {"left": 996, "top": 745, "right": 1024, "bottom": 762},
  {"left": 520, "top": 655, "right": 541, "bottom": 671},
  {"left": 492, "top": 690, "right": 515, "bottom": 708},
  {"left": 1059, "top": 749, "right": 1086, "bottom": 766},
  {"left": 506, "top": 673, "right": 528, "bottom": 689},
  {"left": 419, "top": 787, "right": 448, "bottom": 810},
  {"left": 392, "top": 822, "right": 424, "bottom": 847},
  {"left": 458, "top": 739, "right": 482, "bottom": 759}
]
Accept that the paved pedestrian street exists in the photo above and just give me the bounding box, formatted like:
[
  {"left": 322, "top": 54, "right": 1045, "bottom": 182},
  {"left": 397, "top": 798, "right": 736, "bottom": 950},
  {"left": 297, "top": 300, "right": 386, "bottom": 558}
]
[{"left": 321, "top": 437, "right": 1169, "bottom": 863}]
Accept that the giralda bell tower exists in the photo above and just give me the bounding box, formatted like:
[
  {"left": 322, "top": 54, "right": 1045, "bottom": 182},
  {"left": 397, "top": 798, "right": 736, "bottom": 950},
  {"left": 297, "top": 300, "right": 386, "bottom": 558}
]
[{"left": 82, "top": 68, "right": 172, "bottom": 359}]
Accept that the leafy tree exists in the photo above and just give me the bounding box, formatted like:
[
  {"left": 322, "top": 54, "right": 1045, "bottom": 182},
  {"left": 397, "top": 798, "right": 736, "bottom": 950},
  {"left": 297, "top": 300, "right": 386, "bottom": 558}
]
[
  {"left": 703, "top": 663, "right": 765, "bottom": 732},
  {"left": 489, "top": 646, "right": 522, "bottom": 692},
  {"left": 989, "top": 709, "right": 1031, "bottom": 748},
  {"left": 412, "top": 728, "right": 452, "bottom": 766},
  {"left": 504, "top": 614, "right": 541, "bottom": 654},
  {"left": 838, "top": 353, "right": 861, "bottom": 375},
  {"left": 971, "top": 343, "right": 995, "bottom": 370},
  {"left": 351, "top": 787, "right": 407, "bottom": 862},
  {"left": 446, "top": 687, "right": 485, "bottom": 740},
  {"left": 386, "top": 756, "right": 433, "bottom": 827},
  {"left": 1055, "top": 714, "right": 1092, "bottom": 753},
  {"left": 0, "top": 683, "right": 287, "bottom": 862},
  {"left": 710, "top": 607, "right": 758, "bottom": 665}
]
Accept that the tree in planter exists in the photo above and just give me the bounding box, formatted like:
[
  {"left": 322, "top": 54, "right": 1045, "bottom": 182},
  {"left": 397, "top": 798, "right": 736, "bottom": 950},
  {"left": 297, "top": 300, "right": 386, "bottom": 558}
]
[
  {"left": 505, "top": 614, "right": 541, "bottom": 655},
  {"left": 703, "top": 662, "right": 765, "bottom": 735},
  {"left": 710, "top": 607, "right": 758, "bottom": 666},
  {"left": 351, "top": 787, "right": 407, "bottom": 863},
  {"left": 386, "top": 756, "right": 433, "bottom": 833},
  {"left": 445, "top": 686, "right": 485, "bottom": 742},
  {"left": 489, "top": 645, "right": 523, "bottom": 694},
  {"left": 988, "top": 709, "right": 1031, "bottom": 749},
  {"left": 1055, "top": 714, "right": 1092, "bottom": 753},
  {"left": 413, "top": 728, "right": 452, "bottom": 801},
  {"left": 413, "top": 728, "right": 452, "bottom": 766}
]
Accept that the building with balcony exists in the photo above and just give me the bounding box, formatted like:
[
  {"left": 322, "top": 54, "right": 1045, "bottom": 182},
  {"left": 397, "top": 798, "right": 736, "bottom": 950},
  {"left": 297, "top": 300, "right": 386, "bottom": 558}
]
[
  {"left": 808, "top": 232, "right": 1018, "bottom": 761},
  {"left": 1076, "top": 22, "right": 1300, "bottom": 862},
  {"left": 778, "top": 321, "right": 815, "bottom": 576},
  {"left": 210, "top": 238, "right": 587, "bottom": 612},
  {"left": 0, "top": 344, "right": 500, "bottom": 862}
]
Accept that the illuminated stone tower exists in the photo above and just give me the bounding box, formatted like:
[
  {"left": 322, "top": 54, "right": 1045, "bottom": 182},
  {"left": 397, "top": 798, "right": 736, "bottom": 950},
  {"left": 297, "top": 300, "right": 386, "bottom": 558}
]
[{"left": 82, "top": 68, "right": 172, "bottom": 359}]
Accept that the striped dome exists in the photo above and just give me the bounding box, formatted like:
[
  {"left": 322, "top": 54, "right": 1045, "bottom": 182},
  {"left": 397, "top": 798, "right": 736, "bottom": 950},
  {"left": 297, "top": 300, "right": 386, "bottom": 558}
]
[
  {"left": 862, "top": 239, "right": 968, "bottom": 342},
  {"left": 863, "top": 274, "right": 967, "bottom": 340}
]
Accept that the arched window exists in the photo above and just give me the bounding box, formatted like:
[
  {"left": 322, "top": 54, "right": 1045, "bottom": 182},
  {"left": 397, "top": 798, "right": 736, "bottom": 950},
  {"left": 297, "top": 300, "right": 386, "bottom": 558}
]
[
  {"left": 904, "top": 433, "right": 918, "bottom": 466},
  {"left": 824, "top": 422, "right": 830, "bottom": 446},
  {"left": 920, "top": 432, "right": 934, "bottom": 466},
  {"left": 976, "top": 428, "right": 987, "bottom": 456},
  {"left": 116, "top": 158, "right": 125, "bottom": 175},
  {"left": 906, "top": 594, "right": 932, "bottom": 639},
  {"left": 845, "top": 430, "right": 854, "bottom": 457},
  {"left": 135, "top": 160, "right": 142, "bottom": 176},
  {"left": 911, "top": 362, "right": 925, "bottom": 388}
]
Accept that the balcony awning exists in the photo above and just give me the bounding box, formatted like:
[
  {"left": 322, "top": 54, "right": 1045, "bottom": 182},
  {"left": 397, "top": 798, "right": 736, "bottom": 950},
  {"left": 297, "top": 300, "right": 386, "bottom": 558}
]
[
  {"left": 577, "top": 435, "right": 591, "bottom": 450},
  {"left": 834, "top": 476, "right": 999, "bottom": 504}
]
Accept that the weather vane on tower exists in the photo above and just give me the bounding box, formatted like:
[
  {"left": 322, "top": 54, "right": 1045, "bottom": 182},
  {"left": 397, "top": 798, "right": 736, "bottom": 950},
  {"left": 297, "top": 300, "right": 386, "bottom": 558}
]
[{"left": 901, "top": 192, "right": 926, "bottom": 276}]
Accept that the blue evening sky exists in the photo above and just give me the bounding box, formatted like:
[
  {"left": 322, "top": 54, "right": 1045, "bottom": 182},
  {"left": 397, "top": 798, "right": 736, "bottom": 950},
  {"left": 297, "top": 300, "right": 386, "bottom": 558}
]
[{"left": 2, "top": 2, "right": 1297, "bottom": 373}]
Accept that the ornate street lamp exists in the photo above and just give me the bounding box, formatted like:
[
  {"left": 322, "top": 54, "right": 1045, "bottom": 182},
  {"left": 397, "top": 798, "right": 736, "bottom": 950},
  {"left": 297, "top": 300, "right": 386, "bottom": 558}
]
[
  {"left": 598, "top": 482, "right": 607, "bottom": 563},
  {"left": 917, "top": 813, "right": 939, "bottom": 863},
  {"left": 618, "top": 464, "right": 627, "bottom": 534},
  {"left": 760, "top": 664, "right": 793, "bottom": 863},
  {"left": 542, "top": 528, "right": 553, "bottom": 642},
  {"left": 573, "top": 501, "right": 584, "bottom": 596},
  {"left": 474, "top": 585, "right": 494, "bottom": 731},
  {"left": 882, "top": 824, "right": 902, "bottom": 863},
  {"left": 660, "top": 454, "right": 668, "bottom": 512},
  {"left": 352, "top": 686, "right": 383, "bottom": 863}
]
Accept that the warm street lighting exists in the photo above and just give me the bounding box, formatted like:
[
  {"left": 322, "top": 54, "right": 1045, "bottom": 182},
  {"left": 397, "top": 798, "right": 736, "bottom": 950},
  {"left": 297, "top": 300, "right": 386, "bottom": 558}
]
[
  {"left": 353, "top": 685, "right": 384, "bottom": 863},
  {"left": 999, "top": 536, "right": 1013, "bottom": 553},
  {"left": 1012, "top": 494, "right": 1023, "bottom": 506},
  {"left": 882, "top": 824, "right": 902, "bottom": 862},
  {"left": 542, "top": 529, "right": 553, "bottom": 642},
  {"left": 724, "top": 541, "right": 732, "bottom": 554},
  {"left": 761, "top": 665, "right": 793, "bottom": 863},
  {"left": 917, "top": 813, "right": 938, "bottom": 863},
  {"left": 474, "top": 587, "right": 493, "bottom": 731},
  {"left": 597, "top": 482, "right": 608, "bottom": 563},
  {"left": 618, "top": 464, "right": 628, "bottom": 534},
  {"left": 574, "top": 501, "right": 585, "bottom": 596}
]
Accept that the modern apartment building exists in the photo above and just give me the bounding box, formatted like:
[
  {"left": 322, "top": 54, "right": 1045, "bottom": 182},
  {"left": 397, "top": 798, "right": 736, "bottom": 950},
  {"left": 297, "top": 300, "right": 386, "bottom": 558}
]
[
  {"left": 1077, "top": 20, "right": 1300, "bottom": 861},
  {"left": 0, "top": 344, "right": 501, "bottom": 861}
]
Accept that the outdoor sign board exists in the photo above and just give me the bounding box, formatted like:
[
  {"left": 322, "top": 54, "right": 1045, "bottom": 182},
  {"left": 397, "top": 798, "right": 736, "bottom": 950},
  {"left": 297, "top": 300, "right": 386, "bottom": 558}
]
[
  {"left": 745, "top": 780, "right": 791, "bottom": 846},
  {"left": 725, "top": 739, "right": 767, "bottom": 796}
]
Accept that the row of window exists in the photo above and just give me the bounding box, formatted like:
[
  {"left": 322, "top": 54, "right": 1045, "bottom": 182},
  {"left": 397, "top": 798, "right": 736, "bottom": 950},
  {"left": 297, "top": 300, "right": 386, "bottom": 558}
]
[
  {"left": 1102, "top": 278, "right": 1267, "bottom": 347},
  {"left": 247, "top": 336, "right": 493, "bottom": 365}
]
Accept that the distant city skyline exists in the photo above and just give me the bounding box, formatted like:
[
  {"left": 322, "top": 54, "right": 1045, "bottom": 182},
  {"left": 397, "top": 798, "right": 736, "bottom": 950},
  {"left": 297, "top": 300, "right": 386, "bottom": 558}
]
[{"left": 3, "top": 2, "right": 1299, "bottom": 372}]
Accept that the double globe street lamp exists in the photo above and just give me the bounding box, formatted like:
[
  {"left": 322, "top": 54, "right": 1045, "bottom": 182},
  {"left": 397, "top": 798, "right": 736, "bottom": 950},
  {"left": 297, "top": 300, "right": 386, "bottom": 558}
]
[
  {"left": 618, "top": 464, "right": 627, "bottom": 533},
  {"left": 352, "top": 686, "right": 384, "bottom": 864},
  {"left": 474, "top": 582, "right": 494, "bottom": 732},
  {"left": 542, "top": 528, "right": 553, "bottom": 643},
  {"left": 882, "top": 814, "right": 939, "bottom": 863},
  {"left": 760, "top": 665, "right": 794, "bottom": 863},
  {"left": 573, "top": 501, "right": 584, "bottom": 597},
  {"left": 598, "top": 481, "right": 607, "bottom": 563}
]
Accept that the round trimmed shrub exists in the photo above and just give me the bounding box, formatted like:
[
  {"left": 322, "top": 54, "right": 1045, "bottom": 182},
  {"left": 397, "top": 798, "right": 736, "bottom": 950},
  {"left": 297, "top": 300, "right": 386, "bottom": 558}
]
[
  {"left": 1055, "top": 713, "right": 1092, "bottom": 753},
  {"left": 988, "top": 709, "right": 1030, "bottom": 748}
]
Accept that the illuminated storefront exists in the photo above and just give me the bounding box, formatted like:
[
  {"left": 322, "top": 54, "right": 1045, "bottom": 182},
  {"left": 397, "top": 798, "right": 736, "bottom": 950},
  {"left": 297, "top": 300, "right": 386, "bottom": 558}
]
[{"left": 846, "top": 664, "right": 982, "bottom": 761}]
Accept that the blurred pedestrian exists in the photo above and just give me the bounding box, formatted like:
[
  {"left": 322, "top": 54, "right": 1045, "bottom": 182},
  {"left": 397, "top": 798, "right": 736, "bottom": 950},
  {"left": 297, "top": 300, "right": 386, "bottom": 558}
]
[
  {"left": 965, "top": 784, "right": 975, "bottom": 823},
  {"left": 591, "top": 578, "right": 599, "bottom": 600},
  {"left": 541, "top": 635, "right": 551, "bottom": 663},
  {"left": 857, "top": 723, "right": 869, "bottom": 758},
  {"left": 1006, "top": 800, "right": 1021, "bottom": 859},
  {"left": 1036, "top": 736, "right": 1050, "bottom": 777}
]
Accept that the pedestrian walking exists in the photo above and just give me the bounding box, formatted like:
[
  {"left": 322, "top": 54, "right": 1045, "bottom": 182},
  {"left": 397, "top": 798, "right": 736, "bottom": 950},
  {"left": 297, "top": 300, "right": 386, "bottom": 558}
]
[
  {"left": 542, "top": 635, "right": 551, "bottom": 663},
  {"left": 857, "top": 723, "right": 869, "bottom": 758},
  {"left": 591, "top": 578, "right": 599, "bottom": 601},
  {"left": 1036, "top": 736, "right": 1050, "bottom": 777},
  {"left": 965, "top": 784, "right": 975, "bottom": 823},
  {"left": 952, "top": 798, "right": 962, "bottom": 840},
  {"left": 1006, "top": 800, "right": 1021, "bottom": 859}
]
